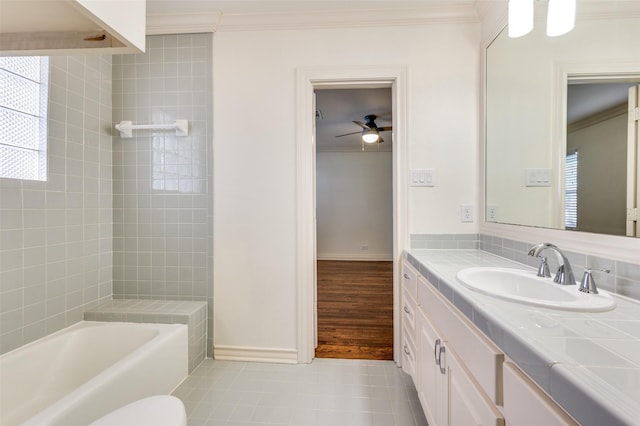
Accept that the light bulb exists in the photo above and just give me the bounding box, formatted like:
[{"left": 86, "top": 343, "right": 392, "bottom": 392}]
[
  {"left": 547, "top": 0, "right": 576, "bottom": 37},
  {"left": 362, "top": 129, "right": 380, "bottom": 143},
  {"left": 508, "top": 0, "right": 533, "bottom": 38}
]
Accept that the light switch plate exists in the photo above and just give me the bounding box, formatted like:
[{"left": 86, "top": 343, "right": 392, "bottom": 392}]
[
  {"left": 526, "top": 168, "right": 552, "bottom": 187},
  {"left": 410, "top": 169, "right": 435, "bottom": 187}
]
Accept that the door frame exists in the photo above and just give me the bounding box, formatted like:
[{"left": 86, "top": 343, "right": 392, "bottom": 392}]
[{"left": 295, "top": 66, "right": 409, "bottom": 364}]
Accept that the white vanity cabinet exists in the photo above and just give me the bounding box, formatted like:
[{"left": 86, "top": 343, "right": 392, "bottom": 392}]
[
  {"left": 414, "top": 274, "right": 504, "bottom": 426},
  {"left": 404, "top": 251, "right": 622, "bottom": 425},
  {"left": 0, "top": 0, "right": 145, "bottom": 55}
]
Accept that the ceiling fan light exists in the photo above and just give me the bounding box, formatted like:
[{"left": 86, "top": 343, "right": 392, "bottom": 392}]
[
  {"left": 362, "top": 129, "right": 380, "bottom": 143},
  {"left": 508, "top": 0, "right": 533, "bottom": 38},
  {"left": 547, "top": 0, "right": 576, "bottom": 37}
]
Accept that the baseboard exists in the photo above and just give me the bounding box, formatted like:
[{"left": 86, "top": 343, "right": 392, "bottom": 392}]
[
  {"left": 213, "top": 345, "right": 298, "bottom": 364},
  {"left": 317, "top": 252, "right": 393, "bottom": 261}
]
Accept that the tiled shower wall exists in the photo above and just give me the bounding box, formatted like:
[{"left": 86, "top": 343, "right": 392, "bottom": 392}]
[
  {"left": 0, "top": 56, "right": 113, "bottom": 354},
  {"left": 112, "top": 33, "right": 214, "bottom": 353}
]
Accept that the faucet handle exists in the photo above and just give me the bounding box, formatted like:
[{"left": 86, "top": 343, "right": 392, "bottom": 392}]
[
  {"left": 536, "top": 256, "right": 551, "bottom": 278},
  {"left": 579, "top": 268, "right": 610, "bottom": 294}
]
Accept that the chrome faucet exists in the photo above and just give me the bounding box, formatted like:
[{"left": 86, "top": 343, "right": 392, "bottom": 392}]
[{"left": 527, "top": 243, "right": 576, "bottom": 285}]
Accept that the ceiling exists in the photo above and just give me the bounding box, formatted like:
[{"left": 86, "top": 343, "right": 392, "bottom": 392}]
[
  {"left": 146, "top": 0, "right": 479, "bottom": 16},
  {"left": 315, "top": 88, "right": 393, "bottom": 152},
  {"left": 568, "top": 82, "right": 638, "bottom": 124}
]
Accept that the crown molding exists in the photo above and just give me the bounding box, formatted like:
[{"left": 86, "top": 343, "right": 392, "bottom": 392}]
[
  {"left": 146, "top": 13, "right": 221, "bottom": 35},
  {"left": 217, "top": 6, "right": 479, "bottom": 32},
  {"left": 146, "top": 5, "right": 479, "bottom": 35}
]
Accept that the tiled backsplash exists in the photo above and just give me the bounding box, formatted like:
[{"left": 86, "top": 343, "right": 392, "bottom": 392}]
[
  {"left": 410, "top": 233, "right": 480, "bottom": 250},
  {"left": 479, "top": 234, "right": 640, "bottom": 301},
  {"left": 112, "top": 34, "right": 214, "bottom": 354},
  {"left": 0, "top": 56, "right": 113, "bottom": 354},
  {"left": 410, "top": 233, "right": 640, "bottom": 301}
]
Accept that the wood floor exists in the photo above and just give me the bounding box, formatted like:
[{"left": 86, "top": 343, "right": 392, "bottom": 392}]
[{"left": 315, "top": 260, "right": 394, "bottom": 360}]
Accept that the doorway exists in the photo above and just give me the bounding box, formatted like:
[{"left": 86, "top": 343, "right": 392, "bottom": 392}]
[
  {"left": 314, "top": 88, "right": 393, "bottom": 359},
  {"left": 295, "top": 66, "right": 408, "bottom": 364}
]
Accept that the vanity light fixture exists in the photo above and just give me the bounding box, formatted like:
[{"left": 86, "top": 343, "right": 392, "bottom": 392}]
[
  {"left": 508, "top": 0, "right": 576, "bottom": 38},
  {"left": 546, "top": 0, "right": 576, "bottom": 36},
  {"left": 508, "top": 0, "right": 534, "bottom": 38}
]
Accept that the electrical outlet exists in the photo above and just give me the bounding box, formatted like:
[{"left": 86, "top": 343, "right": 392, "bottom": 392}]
[
  {"left": 487, "top": 205, "right": 498, "bottom": 222},
  {"left": 460, "top": 205, "right": 473, "bottom": 223},
  {"left": 360, "top": 244, "right": 369, "bottom": 251}
]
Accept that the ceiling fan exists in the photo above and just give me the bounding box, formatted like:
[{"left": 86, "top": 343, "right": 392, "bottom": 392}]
[{"left": 335, "top": 114, "right": 392, "bottom": 145}]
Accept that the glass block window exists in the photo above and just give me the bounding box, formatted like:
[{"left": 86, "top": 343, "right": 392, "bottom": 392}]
[
  {"left": 565, "top": 150, "right": 578, "bottom": 229},
  {"left": 0, "top": 56, "right": 49, "bottom": 181}
]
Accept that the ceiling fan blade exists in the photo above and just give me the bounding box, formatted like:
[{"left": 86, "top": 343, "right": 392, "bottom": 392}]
[
  {"left": 335, "top": 131, "right": 361, "bottom": 138},
  {"left": 352, "top": 121, "right": 370, "bottom": 129},
  {"left": 377, "top": 126, "right": 392, "bottom": 132}
]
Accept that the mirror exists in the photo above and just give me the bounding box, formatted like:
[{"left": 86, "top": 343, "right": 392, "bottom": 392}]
[{"left": 485, "top": 2, "right": 640, "bottom": 237}]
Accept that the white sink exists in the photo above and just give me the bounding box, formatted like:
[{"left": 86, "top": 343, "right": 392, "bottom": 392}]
[{"left": 456, "top": 267, "right": 616, "bottom": 312}]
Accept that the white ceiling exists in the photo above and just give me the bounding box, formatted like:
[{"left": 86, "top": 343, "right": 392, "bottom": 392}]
[
  {"left": 146, "top": 0, "right": 478, "bottom": 16},
  {"left": 315, "top": 88, "right": 392, "bottom": 151},
  {"left": 568, "top": 82, "right": 638, "bottom": 124}
]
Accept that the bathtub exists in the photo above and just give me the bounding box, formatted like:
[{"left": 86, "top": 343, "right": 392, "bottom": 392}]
[{"left": 0, "top": 321, "right": 188, "bottom": 426}]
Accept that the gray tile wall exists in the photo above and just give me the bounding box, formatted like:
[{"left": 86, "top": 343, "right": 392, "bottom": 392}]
[
  {"left": 0, "top": 56, "right": 113, "bottom": 354},
  {"left": 479, "top": 234, "right": 640, "bottom": 301},
  {"left": 410, "top": 233, "right": 480, "bottom": 249},
  {"left": 411, "top": 233, "right": 640, "bottom": 301},
  {"left": 112, "top": 34, "right": 214, "bottom": 354}
]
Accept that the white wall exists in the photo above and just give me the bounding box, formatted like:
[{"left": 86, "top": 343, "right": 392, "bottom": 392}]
[
  {"left": 213, "top": 22, "right": 480, "bottom": 357},
  {"left": 316, "top": 151, "right": 392, "bottom": 260}
]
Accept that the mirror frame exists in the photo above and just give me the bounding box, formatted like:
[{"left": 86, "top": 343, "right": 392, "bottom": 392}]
[{"left": 479, "top": 11, "right": 640, "bottom": 264}]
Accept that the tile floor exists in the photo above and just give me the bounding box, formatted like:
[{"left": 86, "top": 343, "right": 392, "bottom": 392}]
[{"left": 171, "top": 358, "right": 428, "bottom": 426}]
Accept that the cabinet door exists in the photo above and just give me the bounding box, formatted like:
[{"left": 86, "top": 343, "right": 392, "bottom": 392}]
[
  {"left": 417, "top": 309, "right": 447, "bottom": 426},
  {"left": 448, "top": 348, "right": 505, "bottom": 426},
  {"left": 503, "top": 362, "right": 578, "bottom": 426}
]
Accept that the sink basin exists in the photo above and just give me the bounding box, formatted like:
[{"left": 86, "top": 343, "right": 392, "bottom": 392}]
[{"left": 456, "top": 267, "right": 616, "bottom": 312}]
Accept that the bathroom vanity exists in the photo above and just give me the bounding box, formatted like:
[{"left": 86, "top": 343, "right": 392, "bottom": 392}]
[{"left": 402, "top": 249, "right": 640, "bottom": 426}]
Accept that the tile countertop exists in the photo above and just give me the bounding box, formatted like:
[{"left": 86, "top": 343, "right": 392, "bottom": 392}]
[{"left": 405, "top": 249, "right": 640, "bottom": 426}]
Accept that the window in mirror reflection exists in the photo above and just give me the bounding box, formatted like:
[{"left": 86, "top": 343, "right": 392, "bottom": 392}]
[{"left": 565, "top": 150, "right": 577, "bottom": 230}]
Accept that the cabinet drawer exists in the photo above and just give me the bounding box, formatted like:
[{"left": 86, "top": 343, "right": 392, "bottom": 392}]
[
  {"left": 503, "top": 362, "right": 578, "bottom": 426},
  {"left": 417, "top": 275, "right": 504, "bottom": 405},
  {"left": 401, "top": 325, "right": 417, "bottom": 386},
  {"left": 401, "top": 260, "right": 418, "bottom": 298},
  {"left": 402, "top": 289, "right": 417, "bottom": 336}
]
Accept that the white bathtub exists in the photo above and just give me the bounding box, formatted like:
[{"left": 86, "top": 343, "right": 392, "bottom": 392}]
[{"left": 0, "top": 321, "right": 188, "bottom": 426}]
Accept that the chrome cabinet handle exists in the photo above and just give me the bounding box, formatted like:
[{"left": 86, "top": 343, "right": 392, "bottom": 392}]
[
  {"left": 438, "top": 346, "right": 446, "bottom": 374},
  {"left": 403, "top": 273, "right": 410, "bottom": 280},
  {"left": 403, "top": 305, "right": 411, "bottom": 314},
  {"left": 434, "top": 338, "right": 441, "bottom": 365},
  {"left": 404, "top": 344, "right": 411, "bottom": 356}
]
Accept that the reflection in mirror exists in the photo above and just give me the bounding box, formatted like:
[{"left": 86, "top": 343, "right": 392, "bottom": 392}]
[
  {"left": 485, "top": 3, "right": 640, "bottom": 237},
  {"left": 566, "top": 80, "right": 639, "bottom": 236}
]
